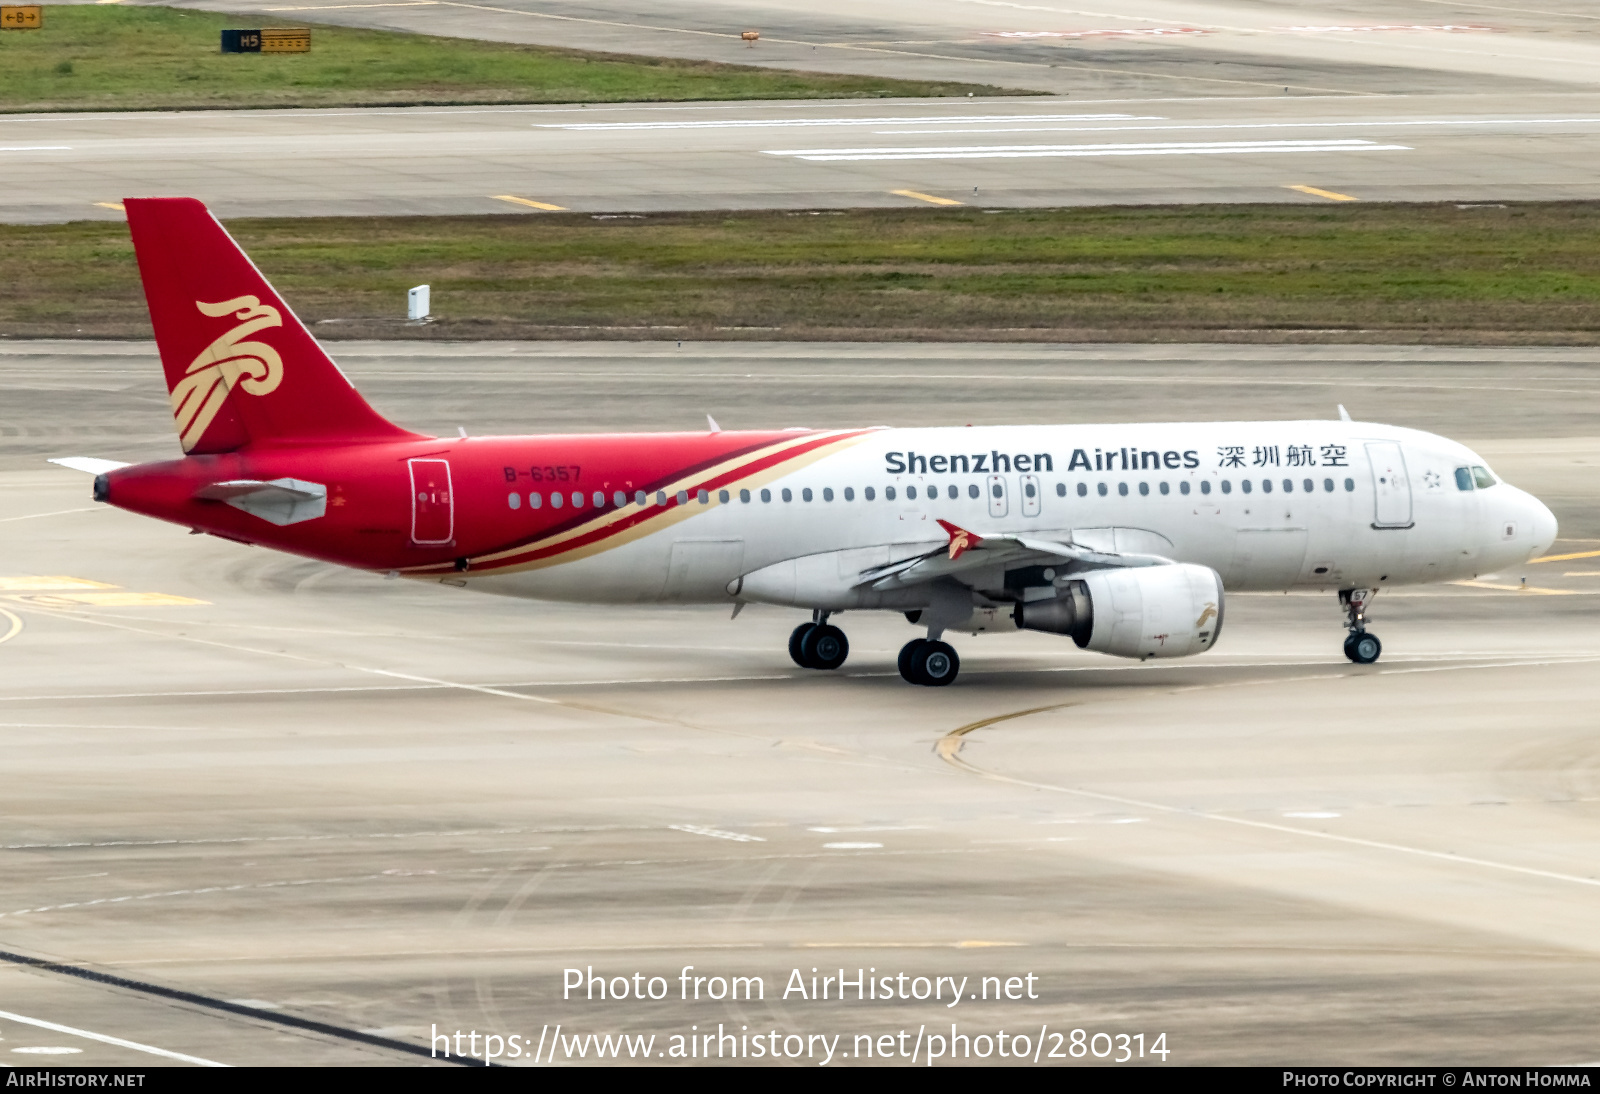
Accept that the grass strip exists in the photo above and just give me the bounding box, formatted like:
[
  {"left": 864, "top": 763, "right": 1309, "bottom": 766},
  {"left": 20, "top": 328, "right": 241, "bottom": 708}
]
[
  {"left": 6, "top": 202, "right": 1600, "bottom": 343},
  {"left": 0, "top": 5, "right": 1010, "bottom": 112}
]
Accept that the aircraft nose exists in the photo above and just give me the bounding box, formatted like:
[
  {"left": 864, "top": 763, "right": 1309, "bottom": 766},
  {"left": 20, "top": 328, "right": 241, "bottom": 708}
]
[{"left": 1528, "top": 493, "right": 1558, "bottom": 558}]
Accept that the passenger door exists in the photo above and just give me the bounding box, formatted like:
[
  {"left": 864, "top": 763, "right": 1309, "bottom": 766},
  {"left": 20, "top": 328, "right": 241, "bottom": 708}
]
[
  {"left": 408, "top": 458, "right": 453, "bottom": 545},
  {"left": 1366, "top": 442, "right": 1414, "bottom": 529}
]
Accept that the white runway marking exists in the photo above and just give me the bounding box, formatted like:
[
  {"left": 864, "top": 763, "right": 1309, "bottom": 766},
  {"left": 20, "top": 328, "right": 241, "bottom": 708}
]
[
  {"left": 875, "top": 116, "right": 1600, "bottom": 135},
  {"left": 0, "top": 507, "right": 105, "bottom": 523},
  {"left": 0, "top": 1008, "right": 227, "bottom": 1067},
  {"left": 540, "top": 114, "right": 1158, "bottom": 131},
  {"left": 669, "top": 824, "right": 766, "bottom": 843},
  {"left": 764, "top": 139, "right": 1412, "bottom": 162},
  {"left": 0, "top": 146, "right": 70, "bottom": 152}
]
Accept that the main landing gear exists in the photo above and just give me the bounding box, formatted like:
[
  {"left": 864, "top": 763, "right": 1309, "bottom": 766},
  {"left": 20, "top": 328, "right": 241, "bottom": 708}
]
[
  {"left": 789, "top": 611, "right": 849, "bottom": 671},
  {"left": 897, "top": 638, "right": 960, "bottom": 687},
  {"left": 1340, "top": 588, "right": 1381, "bottom": 664}
]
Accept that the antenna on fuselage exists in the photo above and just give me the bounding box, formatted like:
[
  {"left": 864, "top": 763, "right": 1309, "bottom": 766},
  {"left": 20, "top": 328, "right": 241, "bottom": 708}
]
[
  {"left": 1337, "top": 404, "right": 1352, "bottom": 422},
  {"left": 707, "top": 414, "right": 722, "bottom": 433}
]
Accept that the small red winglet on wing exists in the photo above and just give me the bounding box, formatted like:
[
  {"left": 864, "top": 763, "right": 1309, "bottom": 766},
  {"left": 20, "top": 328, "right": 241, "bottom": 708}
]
[{"left": 936, "top": 519, "right": 983, "bottom": 561}]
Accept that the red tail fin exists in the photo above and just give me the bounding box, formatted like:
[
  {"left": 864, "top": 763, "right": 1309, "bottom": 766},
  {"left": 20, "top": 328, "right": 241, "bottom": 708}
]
[{"left": 125, "top": 197, "right": 423, "bottom": 454}]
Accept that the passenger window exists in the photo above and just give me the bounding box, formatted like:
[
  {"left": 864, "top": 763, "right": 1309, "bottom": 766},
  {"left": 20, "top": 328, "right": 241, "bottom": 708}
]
[
  {"left": 1261, "top": 480, "right": 1271, "bottom": 494},
  {"left": 634, "top": 490, "right": 646, "bottom": 506},
  {"left": 1117, "top": 483, "right": 1128, "bottom": 496},
  {"left": 948, "top": 485, "right": 959, "bottom": 500},
  {"left": 760, "top": 488, "right": 771, "bottom": 503},
  {"left": 886, "top": 486, "right": 896, "bottom": 501},
  {"left": 1344, "top": 478, "right": 1355, "bottom": 492},
  {"left": 1282, "top": 479, "right": 1293, "bottom": 493},
  {"left": 782, "top": 488, "right": 793, "bottom": 502},
  {"left": 697, "top": 489, "right": 709, "bottom": 504},
  {"left": 1097, "top": 483, "right": 1108, "bottom": 497},
  {"left": 718, "top": 489, "right": 729, "bottom": 503},
  {"left": 1199, "top": 481, "right": 1210, "bottom": 495},
  {"left": 552, "top": 492, "right": 565, "bottom": 509},
  {"left": 991, "top": 484, "right": 1002, "bottom": 498},
  {"left": 1323, "top": 478, "right": 1334, "bottom": 492},
  {"left": 1160, "top": 482, "right": 1169, "bottom": 495},
  {"left": 530, "top": 492, "right": 543, "bottom": 509},
  {"left": 1472, "top": 465, "right": 1497, "bottom": 489},
  {"left": 1454, "top": 467, "right": 1473, "bottom": 491},
  {"left": 844, "top": 487, "right": 854, "bottom": 501},
  {"left": 614, "top": 490, "right": 627, "bottom": 508},
  {"left": 656, "top": 491, "right": 667, "bottom": 506},
  {"left": 970, "top": 484, "right": 981, "bottom": 499},
  {"left": 907, "top": 486, "right": 917, "bottom": 500},
  {"left": 1055, "top": 483, "right": 1066, "bottom": 497},
  {"left": 740, "top": 488, "right": 751, "bottom": 503},
  {"left": 507, "top": 492, "right": 521, "bottom": 510},
  {"left": 1221, "top": 480, "right": 1232, "bottom": 494},
  {"left": 1179, "top": 481, "right": 1190, "bottom": 495},
  {"left": 802, "top": 487, "right": 813, "bottom": 502},
  {"left": 671, "top": 490, "right": 684, "bottom": 505},
  {"left": 823, "top": 487, "right": 834, "bottom": 502},
  {"left": 1302, "top": 478, "right": 1312, "bottom": 493},
  {"left": 1136, "top": 482, "right": 1146, "bottom": 496},
  {"left": 865, "top": 486, "right": 876, "bottom": 501},
  {"left": 595, "top": 491, "right": 606, "bottom": 507},
  {"left": 1242, "top": 480, "right": 1252, "bottom": 494},
  {"left": 1078, "top": 483, "right": 1088, "bottom": 497}
]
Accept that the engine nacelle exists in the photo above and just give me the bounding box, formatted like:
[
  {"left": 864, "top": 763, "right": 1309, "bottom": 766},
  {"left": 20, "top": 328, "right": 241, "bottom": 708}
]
[{"left": 1014, "top": 564, "right": 1224, "bottom": 659}]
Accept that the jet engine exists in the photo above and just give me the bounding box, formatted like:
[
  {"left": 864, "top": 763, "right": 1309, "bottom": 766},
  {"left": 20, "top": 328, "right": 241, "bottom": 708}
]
[{"left": 1014, "top": 563, "right": 1224, "bottom": 659}]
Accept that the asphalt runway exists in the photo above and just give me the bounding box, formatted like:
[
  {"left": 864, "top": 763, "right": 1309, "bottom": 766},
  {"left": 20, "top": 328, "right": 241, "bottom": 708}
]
[
  {"left": 1, "top": 340, "right": 1598, "bottom": 1066},
  {"left": 10, "top": 92, "right": 1600, "bottom": 223},
  {"left": 164, "top": 0, "right": 1600, "bottom": 96}
]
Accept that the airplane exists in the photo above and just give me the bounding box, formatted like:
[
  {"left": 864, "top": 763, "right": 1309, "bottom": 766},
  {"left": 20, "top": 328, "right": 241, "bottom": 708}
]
[{"left": 51, "top": 197, "right": 1559, "bottom": 687}]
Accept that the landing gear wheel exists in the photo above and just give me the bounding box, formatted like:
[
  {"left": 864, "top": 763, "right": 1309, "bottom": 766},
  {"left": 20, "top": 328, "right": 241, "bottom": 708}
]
[
  {"left": 801, "top": 624, "right": 849, "bottom": 670},
  {"left": 898, "top": 638, "right": 929, "bottom": 680},
  {"left": 1344, "top": 631, "right": 1381, "bottom": 664},
  {"left": 899, "top": 639, "right": 960, "bottom": 686},
  {"left": 789, "top": 623, "right": 816, "bottom": 668}
]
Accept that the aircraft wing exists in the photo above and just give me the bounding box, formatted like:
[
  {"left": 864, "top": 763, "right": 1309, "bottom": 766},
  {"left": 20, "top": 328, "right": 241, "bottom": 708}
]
[{"left": 858, "top": 520, "right": 1169, "bottom": 591}]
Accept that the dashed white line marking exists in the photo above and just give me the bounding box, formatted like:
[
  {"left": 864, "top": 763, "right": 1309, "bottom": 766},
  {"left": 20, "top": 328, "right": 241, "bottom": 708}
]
[
  {"left": 873, "top": 116, "right": 1600, "bottom": 136},
  {"left": 764, "top": 139, "right": 1412, "bottom": 162},
  {"left": 0, "top": 1009, "right": 227, "bottom": 1067},
  {"left": 538, "top": 114, "right": 1155, "bottom": 131},
  {"left": 668, "top": 824, "right": 765, "bottom": 843}
]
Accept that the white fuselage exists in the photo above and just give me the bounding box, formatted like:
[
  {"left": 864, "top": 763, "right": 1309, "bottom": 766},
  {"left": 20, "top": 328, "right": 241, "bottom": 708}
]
[{"left": 463, "top": 419, "right": 1557, "bottom": 610}]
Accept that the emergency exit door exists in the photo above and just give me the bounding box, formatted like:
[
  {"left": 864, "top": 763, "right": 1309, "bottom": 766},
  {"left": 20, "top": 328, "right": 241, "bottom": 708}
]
[
  {"left": 1366, "top": 441, "right": 1413, "bottom": 529},
  {"left": 409, "top": 458, "right": 454, "bottom": 544},
  {"left": 987, "top": 474, "right": 1009, "bottom": 518}
]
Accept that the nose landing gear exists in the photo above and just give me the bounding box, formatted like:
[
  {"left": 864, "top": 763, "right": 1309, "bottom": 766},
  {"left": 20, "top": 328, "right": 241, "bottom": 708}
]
[
  {"left": 789, "top": 612, "right": 849, "bottom": 670},
  {"left": 1340, "top": 588, "right": 1381, "bottom": 664}
]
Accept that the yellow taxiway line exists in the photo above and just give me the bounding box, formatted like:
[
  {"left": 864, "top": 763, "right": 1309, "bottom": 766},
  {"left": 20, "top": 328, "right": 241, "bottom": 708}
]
[
  {"left": 93, "top": 202, "right": 125, "bottom": 212},
  {"left": 891, "top": 189, "right": 964, "bottom": 207},
  {"left": 1285, "top": 184, "right": 1358, "bottom": 202},
  {"left": 491, "top": 194, "right": 567, "bottom": 211},
  {"left": 1530, "top": 548, "right": 1600, "bottom": 564},
  {"left": 1448, "top": 580, "right": 1575, "bottom": 595}
]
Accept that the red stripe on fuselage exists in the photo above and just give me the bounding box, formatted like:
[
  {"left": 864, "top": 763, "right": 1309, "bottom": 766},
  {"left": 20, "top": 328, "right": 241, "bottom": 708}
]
[{"left": 409, "top": 428, "right": 876, "bottom": 576}]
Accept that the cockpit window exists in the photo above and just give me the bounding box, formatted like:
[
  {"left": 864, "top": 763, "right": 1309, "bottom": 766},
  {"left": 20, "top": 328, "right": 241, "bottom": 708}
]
[
  {"left": 1454, "top": 467, "right": 1474, "bottom": 491},
  {"left": 1471, "top": 465, "right": 1497, "bottom": 489}
]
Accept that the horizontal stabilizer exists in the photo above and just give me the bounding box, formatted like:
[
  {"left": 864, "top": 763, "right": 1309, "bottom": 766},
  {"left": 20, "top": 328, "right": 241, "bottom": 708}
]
[
  {"left": 194, "top": 478, "right": 327, "bottom": 526},
  {"left": 49, "top": 457, "right": 131, "bottom": 475}
]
